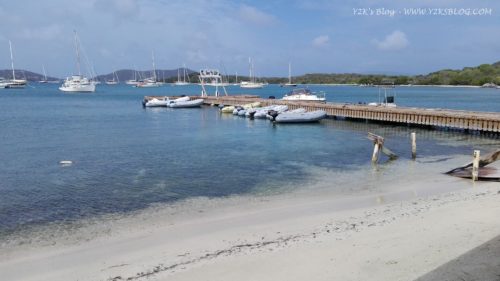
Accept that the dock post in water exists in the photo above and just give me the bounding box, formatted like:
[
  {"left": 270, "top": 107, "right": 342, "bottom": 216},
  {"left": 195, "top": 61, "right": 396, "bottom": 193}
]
[
  {"left": 372, "top": 142, "right": 381, "bottom": 163},
  {"left": 472, "top": 150, "right": 480, "bottom": 181},
  {"left": 411, "top": 132, "right": 417, "bottom": 159},
  {"left": 368, "top": 133, "right": 398, "bottom": 163}
]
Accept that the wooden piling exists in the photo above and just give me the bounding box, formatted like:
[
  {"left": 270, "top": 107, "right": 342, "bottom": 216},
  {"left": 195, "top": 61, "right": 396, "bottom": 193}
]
[
  {"left": 372, "top": 142, "right": 380, "bottom": 163},
  {"left": 472, "top": 150, "right": 480, "bottom": 181},
  {"left": 411, "top": 132, "right": 417, "bottom": 159}
]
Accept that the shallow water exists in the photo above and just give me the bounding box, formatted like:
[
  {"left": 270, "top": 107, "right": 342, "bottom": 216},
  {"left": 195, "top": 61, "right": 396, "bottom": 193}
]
[{"left": 0, "top": 83, "right": 498, "bottom": 240}]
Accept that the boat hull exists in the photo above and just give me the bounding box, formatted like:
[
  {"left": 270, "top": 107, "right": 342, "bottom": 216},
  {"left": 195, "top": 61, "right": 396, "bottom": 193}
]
[
  {"left": 59, "top": 84, "right": 96, "bottom": 92},
  {"left": 275, "top": 110, "right": 327, "bottom": 123},
  {"left": 221, "top": 106, "right": 235, "bottom": 113},
  {"left": 168, "top": 99, "right": 204, "bottom": 108}
]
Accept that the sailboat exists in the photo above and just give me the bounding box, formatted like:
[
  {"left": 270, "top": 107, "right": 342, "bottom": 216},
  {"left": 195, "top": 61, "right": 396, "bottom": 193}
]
[
  {"left": 174, "top": 64, "right": 190, "bottom": 86},
  {"left": 126, "top": 68, "right": 140, "bottom": 85},
  {"left": 105, "top": 71, "right": 119, "bottom": 85},
  {"left": 59, "top": 31, "right": 96, "bottom": 92},
  {"left": 39, "top": 65, "right": 48, "bottom": 83},
  {"left": 232, "top": 71, "right": 239, "bottom": 86},
  {"left": 240, "top": 58, "right": 265, "bottom": 89},
  {"left": 282, "top": 62, "right": 297, "bottom": 87},
  {"left": 5, "top": 40, "right": 27, "bottom": 89},
  {"left": 136, "top": 51, "right": 160, "bottom": 88}
]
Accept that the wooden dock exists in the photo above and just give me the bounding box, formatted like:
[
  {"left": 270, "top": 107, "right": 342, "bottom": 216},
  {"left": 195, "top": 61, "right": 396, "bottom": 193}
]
[{"left": 200, "top": 96, "right": 500, "bottom": 133}]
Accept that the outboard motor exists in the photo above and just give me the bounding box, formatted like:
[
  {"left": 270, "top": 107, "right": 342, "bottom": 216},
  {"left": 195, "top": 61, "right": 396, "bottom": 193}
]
[
  {"left": 248, "top": 110, "right": 256, "bottom": 119},
  {"left": 142, "top": 100, "right": 147, "bottom": 108},
  {"left": 267, "top": 110, "right": 279, "bottom": 121},
  {"left": 218, "top": 104, "right": 225, "bottom": 109}
]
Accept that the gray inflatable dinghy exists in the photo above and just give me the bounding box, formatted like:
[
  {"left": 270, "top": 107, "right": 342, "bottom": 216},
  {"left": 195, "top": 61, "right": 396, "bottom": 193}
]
[{"left": 274, "top": 110, "right": 327, "bottom": 123}]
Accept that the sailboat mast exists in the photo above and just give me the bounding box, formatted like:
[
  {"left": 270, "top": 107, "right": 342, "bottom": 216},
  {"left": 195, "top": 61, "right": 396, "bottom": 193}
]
[
  {"left": 43, "top": 65, "right": 47, "bottom": 80},
  {"left": 73, "top": 31, "right": 81, "bottom": 76},
  {"left": 248, "top": 57, "right": 253, "bottom": 83},
  {"left": 151, "top": 51, "right": 156, "bottom": 81},
  {"left": 288, "top": 62, "right": 292, "bottom": 84},
  {"left": 9, "top": 40, "right": 16, "bottom": 80},
  {"left": 183, "top": 63, "right": 186, "bottom": 83}
]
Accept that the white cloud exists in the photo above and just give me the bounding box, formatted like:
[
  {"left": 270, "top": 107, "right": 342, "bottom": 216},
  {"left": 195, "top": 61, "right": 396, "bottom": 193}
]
[
  {"left": 312, "top": 35, "right": 330, "bottom": 47},
  {"left": 373, "top": 30, "right": 409, "bottom": 51},
  {"left": 238, "top": 4, "right": 276, "bottom": 26}
]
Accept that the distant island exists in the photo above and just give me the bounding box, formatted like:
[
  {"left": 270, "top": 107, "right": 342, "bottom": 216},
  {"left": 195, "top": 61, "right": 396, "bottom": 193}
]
[
  {"left": 257, "top": 61, "right": 500, "bottom": 86},
  {"left": 1, "top": 61, "right": 499, "bottom": 86}
]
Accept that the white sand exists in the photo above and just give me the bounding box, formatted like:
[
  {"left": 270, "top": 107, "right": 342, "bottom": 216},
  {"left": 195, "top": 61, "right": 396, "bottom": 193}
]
[{"left": 1, "top": 160, "right": 499, "bottom": 281}]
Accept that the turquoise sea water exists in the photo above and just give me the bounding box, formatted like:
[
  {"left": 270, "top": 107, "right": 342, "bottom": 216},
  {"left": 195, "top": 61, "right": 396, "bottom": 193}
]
[{"left": 0, "top": 83, "right": 498, "bottom": 238}]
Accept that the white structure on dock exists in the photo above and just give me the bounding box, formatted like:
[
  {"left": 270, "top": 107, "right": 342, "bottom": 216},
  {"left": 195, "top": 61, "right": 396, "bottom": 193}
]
[{"left": 199, "top": 69, "right": 228, "bottom": 97}]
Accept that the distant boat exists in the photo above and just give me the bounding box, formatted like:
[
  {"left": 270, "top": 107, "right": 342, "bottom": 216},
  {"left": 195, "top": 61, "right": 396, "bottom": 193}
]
[
  {"left": 39, "top": 65, "right": 48, "bottom": 83},
  {"left": 59, "top": 31, "right": 96, "bottom": 93},
  {"left": 281, "top": 62, "right": 297, "bottom": 87},
  {"left": 240, "top": 58, "right": 265, "bottom": 89},
  {"left": 282, "top": 88, "right": 325, "bottom": 102},
  {"left": 0, "top": 77, "right": 9, "bottom": 88},
  {"left": 126, "top": 69, "right": 140, "bottom": 85},
  {"left": 368, "top": 83, "right": 396, "bottom": 107},
  {"left": 4, "top": 40, "right": 27, "bottom": 89},
  {"left": 105, "top": 71, "right": 119, "bottom": 85},
  {"left": 232, "top": 72, "right": 239, "bottom": 86},
  {"left": 174, "top": 64, "right": 190, "bottom": 86},
  {"left": 136, "top": 51, "right": 160, "bottom": 88}
]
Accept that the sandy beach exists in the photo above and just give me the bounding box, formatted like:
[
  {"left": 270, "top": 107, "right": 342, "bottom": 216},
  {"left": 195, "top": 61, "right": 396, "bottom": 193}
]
[{"left": 1, "top": 155, "right": 499, "bottom": 281}]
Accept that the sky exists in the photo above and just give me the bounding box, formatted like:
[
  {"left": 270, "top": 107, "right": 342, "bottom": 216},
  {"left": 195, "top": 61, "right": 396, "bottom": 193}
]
[{"left": 0, "top": 0, "right": 498, "bottom": 78}]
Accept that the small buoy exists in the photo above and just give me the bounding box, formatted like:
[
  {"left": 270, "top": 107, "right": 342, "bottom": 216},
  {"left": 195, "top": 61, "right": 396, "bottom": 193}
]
[{"left": 59, "top": 160, "right": 73, "bottom": 165}]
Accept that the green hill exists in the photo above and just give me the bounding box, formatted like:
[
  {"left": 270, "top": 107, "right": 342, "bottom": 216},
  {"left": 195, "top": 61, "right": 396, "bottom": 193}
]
[{"left": 251, "top": 61, "right": 500, "bottom": 86}]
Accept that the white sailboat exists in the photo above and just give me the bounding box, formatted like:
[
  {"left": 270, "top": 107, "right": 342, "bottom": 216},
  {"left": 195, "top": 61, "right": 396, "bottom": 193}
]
[
  {"left": 174, "top": 64, "right": 190, "bottom": 86},
  {"left": 5, "top": 40, "right": 27, "bottom": 89},
  {"left": 232, "top": 71, "right": 239, "bottom": 86},
  {"left": 105, "top": 71, "right": 119, "bottom": 85},
  {"left": 126, "top": 68, "right": 140, "bottom": 85},
  {"left": 282, "top": 62, "right": 297, "bottom": 87},
  {"left": 240, "top": 57, "right": 265, "bottom": 89},
  {"left": 39, "top": 65, "right": 48, "bottom": 83},
  {"left": 136, "top": 51, "right": 160, "bottom": 88},
  {"left": 59, "top": 31, "right": 96, "bottom": 92}
]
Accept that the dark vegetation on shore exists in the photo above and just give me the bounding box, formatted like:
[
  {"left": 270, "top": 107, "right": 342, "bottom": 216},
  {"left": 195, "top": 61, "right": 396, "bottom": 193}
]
[
  {"left": 226, "top": 61, "right": 500, "bottom": 86},
  {"left": 2, "top": 61, "right": 499, "bottom": 86}
]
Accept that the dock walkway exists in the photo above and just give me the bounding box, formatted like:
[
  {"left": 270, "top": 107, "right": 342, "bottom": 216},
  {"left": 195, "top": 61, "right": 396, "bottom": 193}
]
[{"left": 201, "top": 96, "right": 500, "bottom": 133}]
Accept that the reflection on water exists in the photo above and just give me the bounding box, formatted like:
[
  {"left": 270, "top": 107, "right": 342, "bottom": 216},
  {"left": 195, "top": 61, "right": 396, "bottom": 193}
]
[{"left": 0, "top": 84, "right": 498, "bottom": 239}]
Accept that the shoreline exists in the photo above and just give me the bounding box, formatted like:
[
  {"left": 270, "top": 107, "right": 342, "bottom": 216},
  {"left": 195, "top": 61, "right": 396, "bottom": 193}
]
[{"left": 1, "top": 155, "right": 499, "bottom": 280}]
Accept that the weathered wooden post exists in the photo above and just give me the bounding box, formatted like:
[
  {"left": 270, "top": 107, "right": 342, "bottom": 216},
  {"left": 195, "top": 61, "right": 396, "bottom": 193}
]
[
  {"left": 372, "top": 142, "right": 381, "bottom": 163},
  {"left": 411, "top": 132, "right": 417, "bottom": 159},
  {"left": 368, "top": 133, "right": 397, "bottom": 163},
  {"left": 472, "top": 150, "right": 480, "bottom": 181}
]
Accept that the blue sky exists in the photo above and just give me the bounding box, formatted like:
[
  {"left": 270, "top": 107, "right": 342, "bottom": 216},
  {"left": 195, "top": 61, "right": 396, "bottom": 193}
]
[{"left": 0, "top": 0, "right": 498, "bottom": 77}]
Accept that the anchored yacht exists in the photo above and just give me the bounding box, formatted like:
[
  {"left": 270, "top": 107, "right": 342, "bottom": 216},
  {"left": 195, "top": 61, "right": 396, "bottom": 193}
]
[{"left": 59, "top": 31, "right": 96, "bottom": 92}]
